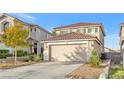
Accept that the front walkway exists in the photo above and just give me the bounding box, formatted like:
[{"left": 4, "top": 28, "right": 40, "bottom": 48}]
[{"left": 0, "top": 62, "right": 83, "bottom": 79}]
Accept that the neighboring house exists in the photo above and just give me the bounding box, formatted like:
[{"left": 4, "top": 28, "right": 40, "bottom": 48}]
[
  {"left": 120, "top": 23, "right": 124, "bottom": 52},
  {"left": 104, "top": 47, "right": 115, "bottom": 53},
  {"left": 120, "top": 23, "right": 124, "bottom": 65},
  {"left": 42, "top": 22, "right": 105, "bottom": 62},
  {"left": 0, "top": 13, "right": 51, "bottom": 56}
]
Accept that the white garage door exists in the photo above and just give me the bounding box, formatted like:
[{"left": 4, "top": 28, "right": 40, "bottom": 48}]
[{"left": 50, "top": 44, "right": 89, "bottom": 62}]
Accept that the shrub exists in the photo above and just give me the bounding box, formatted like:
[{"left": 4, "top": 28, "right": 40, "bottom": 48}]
[
  {"left": 0, "top": 49, "right": 10, "bottom": 59},
  {"left": 90, "top": 49, "right": 100, "bottom": 67},
  {"left": 7, "top": 53, "right": 13, "bottom": 57},
  {"left": 29, "top": 53, "right": 41, "bottom": 62},
  {"left": 15, "top": 50, "right": 28, "bottom": 57}
]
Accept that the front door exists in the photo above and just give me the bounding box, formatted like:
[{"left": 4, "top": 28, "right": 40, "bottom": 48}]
[{"left": 34, "top": 43, "right": 37, "bottom": 54}]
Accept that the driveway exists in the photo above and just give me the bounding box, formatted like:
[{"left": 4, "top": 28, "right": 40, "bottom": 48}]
[{"left": 0, "top": 62, "right": 83, "bottom": 79}]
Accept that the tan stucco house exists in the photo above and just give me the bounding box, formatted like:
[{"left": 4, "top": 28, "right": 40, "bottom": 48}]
[
  {"left": 42, "top": 22, "right": 105, "bottom": 62},
  {"left": 0, "top": 13, "right": 51, "bottom": 56}
]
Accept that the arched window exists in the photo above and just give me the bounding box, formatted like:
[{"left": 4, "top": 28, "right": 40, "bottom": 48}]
[{"left": 3, "top": 22, "right": 9, "bottom": 31}]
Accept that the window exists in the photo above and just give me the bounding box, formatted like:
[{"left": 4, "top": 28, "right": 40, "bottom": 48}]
[
  {"left": 95, "top": 28, "right": 98, "bottom": 33},
  {"left": 88, "top": 28, "right": 92, "bottom": 33},
  {"left": 83, "top": 28, "right": 86, "bottom": 33},
  {"left": 72, "top": 29, "right": 77, "bottom": 32},
  {"left": 3, "top": 22, "right": 9, "bottom": 31},
  {"left": 80, "top": 28, "right": 86, "bottom": 33},
  {"left": 61, "top": 30, "right": 69, "bottom": 34}
]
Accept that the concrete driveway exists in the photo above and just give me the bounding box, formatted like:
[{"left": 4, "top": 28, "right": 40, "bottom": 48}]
[{"left": 0, "top": 62, "right": 83, "bottom": 79}]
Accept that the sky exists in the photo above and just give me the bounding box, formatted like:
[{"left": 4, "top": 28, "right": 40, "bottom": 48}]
[{"left": 10, "top": 13, "right": 124, "bottom": 50}]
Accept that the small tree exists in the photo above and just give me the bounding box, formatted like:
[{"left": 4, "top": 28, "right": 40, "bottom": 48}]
[
  {"left": 0, "top": 23, "right": 29, "bottom": 64},
  {"left": 90, "top": 49, "right": 100, "bottom": 67}
]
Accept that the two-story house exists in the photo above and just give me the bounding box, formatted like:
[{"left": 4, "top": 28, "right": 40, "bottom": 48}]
[
  {"left": 42, "top": 22, "right": 105, "bottom": 62},
  {"left": 0, "top": 13, "right": 51, "bottom": 56}
]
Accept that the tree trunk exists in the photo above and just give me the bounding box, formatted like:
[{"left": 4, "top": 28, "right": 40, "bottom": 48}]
[{"left": 14, "top": 47, "right": 17, "bottom": 65}]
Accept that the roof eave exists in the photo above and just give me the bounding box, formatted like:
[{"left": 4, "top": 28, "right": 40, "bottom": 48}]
[{"left": 41, "top": 38, "right": 102, "bottom": 45}]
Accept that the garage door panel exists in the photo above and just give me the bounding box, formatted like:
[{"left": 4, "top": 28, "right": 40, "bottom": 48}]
[{"left": 50, "top": 44, "right": 89, "bottom": 62}]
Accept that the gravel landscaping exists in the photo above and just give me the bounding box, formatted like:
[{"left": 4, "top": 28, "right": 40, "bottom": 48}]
[
  {"left": 66, "top": 64, "right": 104, "bottom": 79},
  {"left": 66, "top": 60, "right": 110, "bottom": 79}
]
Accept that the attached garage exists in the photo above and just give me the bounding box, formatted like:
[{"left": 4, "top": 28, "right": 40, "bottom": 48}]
[
  {"left": 42, "top": 32, "right": 102, "bottom": 62},
  {"left": 50, "top": 44, "right": 88, "bottom": 62}
]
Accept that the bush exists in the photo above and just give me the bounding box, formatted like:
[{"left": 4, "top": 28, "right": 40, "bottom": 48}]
[
  {"left": 90, "top": 49, "right": 100, "bottom": 67},
  {"left": 29, "top": 53, "right": 41, "bottom": 62},
  {"left": 7, "top": 53, "right": 13, "bottom": 57},
  {"left": 0, "top": 49, "right": 10, "bottom": 59},
  {"left": 16, "top": 50, "right": 28, "bottom": 57},
  {"left": 100, "top": 53, "right": 108, "bottom": 60}
]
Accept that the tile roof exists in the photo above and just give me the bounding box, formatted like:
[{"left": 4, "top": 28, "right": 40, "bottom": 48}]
[
  {"left": 54, "top": 22, "right": 102, "bottom": 29},
  {"left": 43, "top": 32, "right": 101, "bottom": 44}
]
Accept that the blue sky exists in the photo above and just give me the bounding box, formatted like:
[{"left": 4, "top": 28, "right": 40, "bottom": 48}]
[{"left": 10, "top": 13, "right": 124, "bottom": 49}]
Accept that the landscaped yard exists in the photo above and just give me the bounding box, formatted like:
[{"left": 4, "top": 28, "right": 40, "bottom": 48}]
[
  {"left": 66, "top": 59, "right": 110, "bottom": 79},
  {"left": 66, "top": 63, "right": 104, "bottom": 79},
  {"left": 0, "top": 50, "right": 42, "bottom": 69},
  {"left": 66, "top": 50, "right": 110, "bottom": 79}
]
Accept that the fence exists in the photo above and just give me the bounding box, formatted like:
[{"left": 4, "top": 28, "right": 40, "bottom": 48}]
[{"left": 106, "top": 52, "right": 122, "bottom": 65}]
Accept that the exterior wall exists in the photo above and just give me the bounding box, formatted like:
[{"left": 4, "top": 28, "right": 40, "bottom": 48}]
[
  {"left": 99, "top": 27, "right": 104, "bottom": 52},
  {"left": 0, "top": 15, "right": 15, "bottom": 52},
  {"left": 120, "top": 26, "right": 124, "bottom": 56},
  {"left": 120, "top": 26, "right": 124, "bottom": 52},
  {"left": 43, "top": 40, "right": 99, "bottom": 61},
  {"left": 93, "top": 41, "right": 101, "bottom": 56},
  {"left": 29, "top": 27, "right": 51, "bottom": 55},
  {"left": 0, "top": 16, "right": 14, "bottom": 34},
  {"left": 121, "top": 26, "right": 124, "bottom": 37}
]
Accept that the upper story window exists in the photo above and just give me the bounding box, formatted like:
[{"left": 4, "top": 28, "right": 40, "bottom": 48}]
[
  {"left": 95, "top": 28, "right": 98, "bottom": 33},
  {"left": 3, "top": 22, "right": 9, "bottom": 31},
  {"left": 30, "top": 27, "right": 37, "bottom": 32},
  {"left": 72, "top": 29, "right": 78, "bottom": 32},
  {"left": 79, "top": 28, "right": 87, "bottom": 33},
  {"left": 88, "top": 28, "right": 92, "bottom": 33},
  {"left": 61, "top": 30, "right": 69, "bottom": 34}
]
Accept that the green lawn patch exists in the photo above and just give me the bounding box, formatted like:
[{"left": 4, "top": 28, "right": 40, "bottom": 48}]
[{"left": 109, "top": 66, "right": 124, "bottom": 79}]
